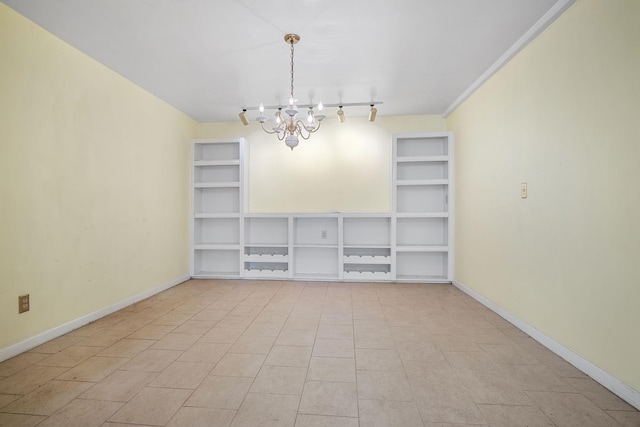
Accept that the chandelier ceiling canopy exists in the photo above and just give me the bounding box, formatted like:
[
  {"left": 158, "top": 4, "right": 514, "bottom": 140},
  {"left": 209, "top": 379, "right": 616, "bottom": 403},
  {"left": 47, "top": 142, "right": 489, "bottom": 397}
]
[{"left": 239, "top": 34, "right": 381, "bottom": 150}]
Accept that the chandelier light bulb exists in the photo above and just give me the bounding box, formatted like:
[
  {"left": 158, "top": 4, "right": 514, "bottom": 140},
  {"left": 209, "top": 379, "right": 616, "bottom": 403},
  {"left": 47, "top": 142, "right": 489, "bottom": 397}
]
[
  {"left": 337, "top": 106, "right": 345, "bottom": 123},
  {"left": 259, "top": 102, "right": 264, "bottom": 113},
  {"left": 318, "top": 102, "right": 323, "bottom": 111},
  {"left": 307, "top": 108, "right": 314, "bottom": 123}
]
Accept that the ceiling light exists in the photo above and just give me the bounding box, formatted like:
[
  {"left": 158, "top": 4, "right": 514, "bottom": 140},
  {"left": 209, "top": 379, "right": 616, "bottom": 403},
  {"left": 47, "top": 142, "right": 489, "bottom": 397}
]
[{"left": 238, "top": 34, "right": 382, "bottom": 150}]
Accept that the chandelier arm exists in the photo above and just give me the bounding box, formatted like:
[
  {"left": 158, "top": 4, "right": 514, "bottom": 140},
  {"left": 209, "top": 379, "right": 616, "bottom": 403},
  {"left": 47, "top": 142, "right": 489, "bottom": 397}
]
[
  {"left": 294, "top": 122, "right": 313, "bottom": 140},
  {"left": 259, "top": 122, "right": 278, "bottom": 134},
  {"left": 308, "top": 120, "right": 322, "bottom": 133},
  {"left": 293, "top": 120, "right": 321, "bottom": 136}
]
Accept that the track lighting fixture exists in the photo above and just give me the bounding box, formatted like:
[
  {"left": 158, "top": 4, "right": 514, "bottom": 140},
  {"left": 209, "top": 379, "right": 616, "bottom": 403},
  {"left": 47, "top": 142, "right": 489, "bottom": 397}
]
[
  {"left": 237, "top": 33, "right": 382, "bottom": 149},
  {"left": 368, "top": 105, "right": 377, "bottom": 122}
]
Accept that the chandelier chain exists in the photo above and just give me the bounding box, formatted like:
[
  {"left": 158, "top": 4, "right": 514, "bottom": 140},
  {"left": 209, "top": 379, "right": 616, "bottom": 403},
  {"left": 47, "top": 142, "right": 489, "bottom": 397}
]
[{"left": 289, "top": 39, "right": 295, "bottom": 100}]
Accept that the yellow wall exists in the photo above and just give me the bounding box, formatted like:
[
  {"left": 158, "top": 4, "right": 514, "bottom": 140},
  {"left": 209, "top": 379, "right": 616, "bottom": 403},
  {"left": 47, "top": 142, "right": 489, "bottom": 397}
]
[
  {"left": 0, "top": 4, "right": 197, "bottom": 350},
  {"left": 199, "top": 115, "right": 446, "bottom": 212},
  {"left": 447, "top": 0, "right": 640, "bottom": 393}
]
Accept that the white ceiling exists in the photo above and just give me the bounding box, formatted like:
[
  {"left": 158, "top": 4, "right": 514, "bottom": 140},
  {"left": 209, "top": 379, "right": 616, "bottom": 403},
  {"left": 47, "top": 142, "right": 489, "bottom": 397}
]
[{"left": 2, "top": 0, "right": 571, "bottom": 122}]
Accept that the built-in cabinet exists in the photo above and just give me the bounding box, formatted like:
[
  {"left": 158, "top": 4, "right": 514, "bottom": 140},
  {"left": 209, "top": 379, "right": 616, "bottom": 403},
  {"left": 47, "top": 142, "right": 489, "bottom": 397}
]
[{"left": 191, "top": 132, "right": 453, "bottom": 282}]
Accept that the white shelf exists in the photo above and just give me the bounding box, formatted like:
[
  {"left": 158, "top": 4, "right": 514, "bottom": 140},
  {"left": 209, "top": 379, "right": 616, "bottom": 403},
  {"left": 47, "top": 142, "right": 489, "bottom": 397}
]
[
  {"left": 244, "top": 244, "right": 288, "bottom": 248},
  {"left": 194, "top": 182, "right": 240, "bottom": 188},
  {"left": 294, "top": 244, "right": 339, "bottom": 249},
  {"left": 343, "top": 244, "right": 391, "bottom": 249},
  {"left": 396, "top": 155, "right": 448, "bottom": 163},
  {"left": 396, "top": 179, "right": 448, "bottom": 186},
  {"left": 396, "top": 245, "right": 448, "bottom": 252},
  {"left": 395, "top": 274, "right": 448, "bottom": 282},
  {"left": 396, "top": 212, "right": 448, "bottom": 218},
  {"left": 194, "top": 160, "right": 240, "bottom": 167},
  {"left": 194, "top": 244, "right": 240, "bottom": 250}
]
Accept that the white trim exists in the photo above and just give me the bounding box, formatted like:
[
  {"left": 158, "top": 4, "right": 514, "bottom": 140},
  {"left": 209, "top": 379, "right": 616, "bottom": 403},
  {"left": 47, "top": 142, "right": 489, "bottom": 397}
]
[
  {"left": 0, "top": 275, "right": 189, "bottom": 363},
  {"left": 452, "top": 279, "right": 640, "bottom": 411},
  {"left": 442, "top": 0, "right": 577, "bottom": 117}
]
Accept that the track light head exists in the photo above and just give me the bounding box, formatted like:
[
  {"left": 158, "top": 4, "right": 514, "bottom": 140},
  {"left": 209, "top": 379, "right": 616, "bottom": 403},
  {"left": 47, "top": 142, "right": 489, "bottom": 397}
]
[
  {"left": 368, "top": 105, "right": 377, "bottom": 122},
  {"left": 239, "top": 110, "right": 249, "bottom": 126}
]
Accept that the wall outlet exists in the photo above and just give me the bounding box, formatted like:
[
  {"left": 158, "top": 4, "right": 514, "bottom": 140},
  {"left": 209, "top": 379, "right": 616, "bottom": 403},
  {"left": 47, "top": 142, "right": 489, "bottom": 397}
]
[
  {"left": 321, "top": 230, "right": 327, "bottom": 239},
  {"left": 521, "top": 182, "right": 528, "bottom": 199},
  {"left": 19, "top": 294, "right": 29, "bottom": 314}
]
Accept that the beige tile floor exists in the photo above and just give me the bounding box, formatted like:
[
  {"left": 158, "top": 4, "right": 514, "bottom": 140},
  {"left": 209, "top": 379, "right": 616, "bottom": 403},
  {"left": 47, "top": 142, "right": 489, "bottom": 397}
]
[{"left": 0, "top": 280, "right": 638, "bottom": 427}]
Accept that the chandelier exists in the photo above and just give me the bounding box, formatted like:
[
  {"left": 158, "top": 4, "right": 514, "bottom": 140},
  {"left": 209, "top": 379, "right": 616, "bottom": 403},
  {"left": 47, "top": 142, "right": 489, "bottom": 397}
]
[{"left": 239, "top": 34, "right": 381, "bottom": 150}]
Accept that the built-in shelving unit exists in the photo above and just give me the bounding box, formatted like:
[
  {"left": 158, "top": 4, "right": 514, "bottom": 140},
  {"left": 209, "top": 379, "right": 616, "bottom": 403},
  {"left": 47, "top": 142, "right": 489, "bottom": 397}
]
[
  {"left": 191, "top": 132, "right": 452, "bottom": 282},
  {"left": 393, "top": 132, "right": 453, "bottom": 281},
  {"left": 191, "top": 139, "right": 244, "bottom": 278}
]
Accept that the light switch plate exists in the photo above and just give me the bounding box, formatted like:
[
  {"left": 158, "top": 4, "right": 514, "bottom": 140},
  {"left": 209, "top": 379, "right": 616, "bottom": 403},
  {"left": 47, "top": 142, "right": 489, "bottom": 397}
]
[{"left": 521, "top": 182, "right": 528, "bottom": 199}]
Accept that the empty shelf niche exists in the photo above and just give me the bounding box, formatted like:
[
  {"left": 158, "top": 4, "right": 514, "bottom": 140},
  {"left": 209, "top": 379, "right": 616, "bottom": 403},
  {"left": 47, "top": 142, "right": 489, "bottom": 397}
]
[
  {"left": 396, "top": 217, "right": 448, "bottom": 247},
  {"left": 396, "top": 251, "right": 448, "bottom": 281},
  {"left": 396, "top": 185, "right": 448, "bottom": 213},
  {"left": 343, "top": 217, "right": 391, "bottom": 247},
  {"left": 396, "top": 136, "right": 448, "bottom": 158},
  {"left": 397, "top": 160, "right": 448, "bottom": 181},
  {"left": 194, "top": 164, "right": 239, "bottom": 185},
  {"left": 194, "top": 187, "right": 240, "bottom": 214},
  {"left": 194, "top": 249, "right": 240, "bottom": 277},
  {"left": 294, "top": 247, "right": 338, "bottom": 279},
  {"left": 194, "top": 218, "right": 240, "bottom": 246},
  {"left": 194, "top": 141, "right": 240, "bottom": 162},
  {"left": 245, "top": 217, "right": 288, "bottom": 246}
]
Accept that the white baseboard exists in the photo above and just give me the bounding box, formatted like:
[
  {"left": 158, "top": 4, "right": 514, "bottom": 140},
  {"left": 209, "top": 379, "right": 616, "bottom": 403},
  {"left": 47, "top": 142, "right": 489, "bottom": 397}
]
[
  {"left": 0, "top": 274, "right": 189, "bottom": 363},
  {"left": 452, "top": 279, "right": 640, "bottom": 411}
]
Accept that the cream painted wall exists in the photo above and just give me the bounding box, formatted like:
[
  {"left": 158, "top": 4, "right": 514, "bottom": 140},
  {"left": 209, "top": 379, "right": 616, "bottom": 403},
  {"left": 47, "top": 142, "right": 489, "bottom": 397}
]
[
  {"left": 199, "top": 115, "right": 446, "bottom": 212},
  {"left": 0, "top": 5, "right": 197, "bottom": 350},
  {"left": 447, "top": 0, "right": 640, "bottom": 393}
]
